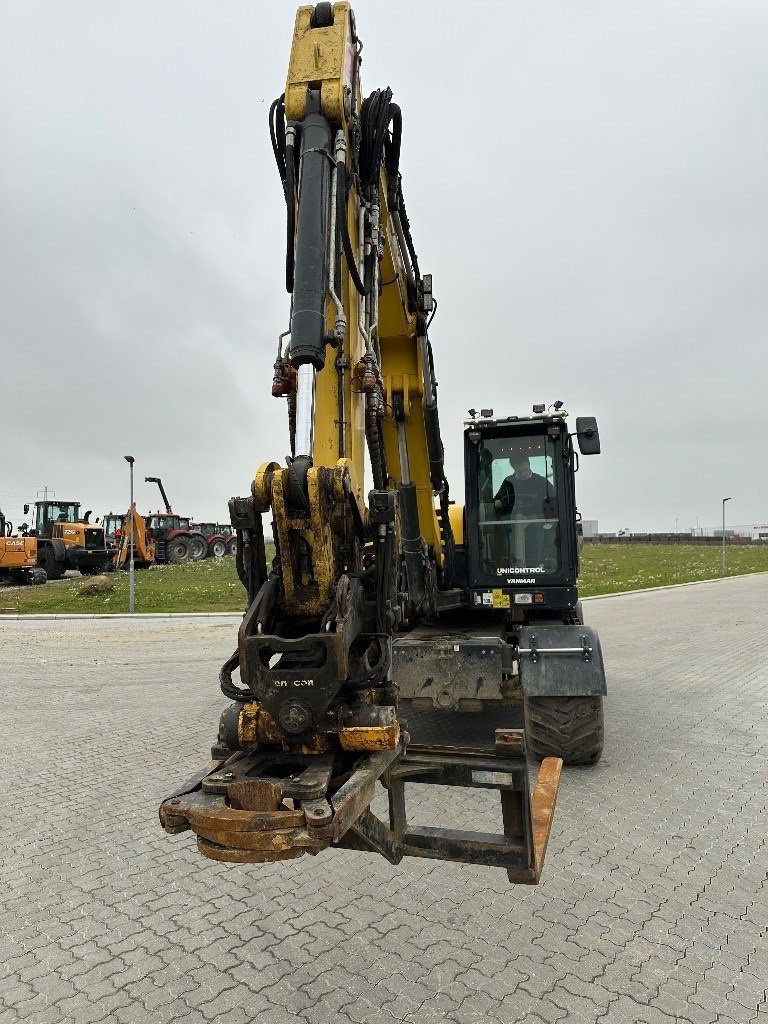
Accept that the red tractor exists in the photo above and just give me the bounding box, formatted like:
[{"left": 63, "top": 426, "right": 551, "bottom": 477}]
[
  {"left": 190, "top": 522, "right": 233, "bottom": 559},
  {"left": 144, "top": 477, "right": 207, "bottom": 564}
]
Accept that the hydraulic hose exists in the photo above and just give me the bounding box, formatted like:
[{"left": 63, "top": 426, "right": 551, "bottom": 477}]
[
  {"left": 366, "top": 405, "right": 387, "bottom": 490},
  {"left": 335, "top": 156, "right": 368, "bottom": 296}
]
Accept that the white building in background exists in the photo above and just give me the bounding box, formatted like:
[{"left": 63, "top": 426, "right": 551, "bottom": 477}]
[
  {"left": 581, "top": 519, "right": 599, "bottom": 538},
  {"left": 693, "top": 524, "right": 768, "bottom": 540},
  {"left": 736, "top": 524, "right": 768, "bottom": 541}
]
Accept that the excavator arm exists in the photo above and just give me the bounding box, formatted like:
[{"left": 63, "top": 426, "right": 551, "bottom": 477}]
[{"left": 160, "top": 3, "right": 561, "bottom": 883}]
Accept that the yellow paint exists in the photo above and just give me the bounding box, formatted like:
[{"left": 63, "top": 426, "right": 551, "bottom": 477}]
[
  {"left": 339, "top": 722, "right": 400, "bottom": 752},
  {"left": 285, "top": 3, "right": 354, "bottom": 123},
  {"left": 51, "top": 521, "right": 106, "bottom": 550},
  {"left": 492, "top": 589, "right": 511, "bottom": 609},
  {"left": 0, "top": 536, "right": 37, "bottom": 571},
  {"left": 113, "top": 504, "right": 155, "bottom": 568},
  {"left": 448, "top": 504, "right": 464, "bottom": 545},
  {"left": 376, "top": 186, "right": 444, "bottom": 567},
  {"left": 264, "top": 4, "right": 454, "bottom": 619}
]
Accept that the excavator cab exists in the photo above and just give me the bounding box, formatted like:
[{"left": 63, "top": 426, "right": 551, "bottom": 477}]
[{"left": 462, "top": 408, "right": 597, "bottom": 608}]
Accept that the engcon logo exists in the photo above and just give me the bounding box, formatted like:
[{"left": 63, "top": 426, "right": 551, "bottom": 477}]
[{"left": 273, "top": 679, "right": 315, "bottom": 687}]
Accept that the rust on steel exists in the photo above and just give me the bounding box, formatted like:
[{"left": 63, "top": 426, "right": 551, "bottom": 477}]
[{"left": 531, "top": 756, "right": 563, "bottom": 879}]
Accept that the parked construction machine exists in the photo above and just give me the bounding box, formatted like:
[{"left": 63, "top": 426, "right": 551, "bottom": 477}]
[
  {"left": 190, "top": 523, "right": 234, "bottom": 559},
  {"left": 21, "top": 500, "right": 112, "bottom": 579},
  {"left": 102, "top": 512, "right": 124, "bottom": 547},
  {"left": 110, "top": 505, "right": 156, "bottom": 569},
  {"left": 160, "top": 2, "right": 605, "bottom": 883},
  {"left": 0, "top": 510, "right": 47, "bottom": 585},
  {"left": 144, "top": 476, "right": 207, "bottom": 564}
]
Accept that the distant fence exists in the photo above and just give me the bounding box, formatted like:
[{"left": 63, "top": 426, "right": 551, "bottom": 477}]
[{"left": 584, "top": 534, "right": 763, "bottom": 546}]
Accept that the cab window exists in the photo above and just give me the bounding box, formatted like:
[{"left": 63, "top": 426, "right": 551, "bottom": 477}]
[{"left": 476, "top": 434, "right": 561, "bottom": 576}]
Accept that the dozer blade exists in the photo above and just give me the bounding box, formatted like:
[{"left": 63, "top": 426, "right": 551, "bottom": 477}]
[{"left": 159, "top": 730, "right": 562, "bottom": 883}]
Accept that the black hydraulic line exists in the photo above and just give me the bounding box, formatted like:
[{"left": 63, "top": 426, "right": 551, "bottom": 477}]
[
  {"left": 360, "top": 88, "right": 399, "bottom": 192},
  {"left": 219, "top": 650, "right": 255, "bottom": 702},
  {"left": 335, "top": 157, "right": 368, "bottom": 296},
  {"left": 398, "top": 481, "right": 426, "bottom": 613},
  {"left": 268, "top": 94, "right": 297, "bottom": 293},
  {"left": 396, "top": 191, "right": 421, "bottom": 311},
  {"left": 385, "top": 103, "right": 401, "bottom": 181},
  {"left": 437, "top": 483, "right": 455, "bottom": 587},
  {"left": 269, "top": 95, "right": 287, "bottom": 185},
  {"left": 423, "top": 405, "right": 446, "bottom": 493},
  {"left": 365, "top": 405, "right": 387, "bottom": 490}
]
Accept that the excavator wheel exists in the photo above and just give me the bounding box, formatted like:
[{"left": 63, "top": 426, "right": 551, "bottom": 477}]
[
  {"left": 167, "top": 537, "right": 191, "bottom": 564},
  {"left": 524, "top": 695, "right": 604, "bottom": 766},
  {"left": 37, "top": 546, "right": 64, "bottom": 581}
]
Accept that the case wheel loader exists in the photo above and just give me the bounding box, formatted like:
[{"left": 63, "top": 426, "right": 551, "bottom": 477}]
[
  {"left": 0, "top": 511, "right": 47, "bottom": 585},
  {"left": 23, "top": 500, "right": 112, "bottom": 579}
]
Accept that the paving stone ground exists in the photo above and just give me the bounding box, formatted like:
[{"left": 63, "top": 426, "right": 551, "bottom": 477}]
[{"left": 1, "top": 575, "right": 766, "bottom": 1024}]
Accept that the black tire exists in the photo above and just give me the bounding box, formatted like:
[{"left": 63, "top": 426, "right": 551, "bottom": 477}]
[
  {"left": 210, "top": 539, "right": 227, "bottom": 559},
  {"left": 79, "top": 567, "right": 101, "bottom": 576},
  {"left": 31, "top": 568, "right": 47, "bottom": 585},
  {"left": 226, "top": 537, "right": 237, "bottom": 556},
  {"left": 38, "top": 546, "right": 64, "bottom": 581},
  {"left": 524, "top": 695, "right": 604, "bottom": 766},
  {"left": 167, "top": 537, "right": 191, "bottom": 564},
  {"left": 188, "top": 534, "right": 207, "bottom": 561}
]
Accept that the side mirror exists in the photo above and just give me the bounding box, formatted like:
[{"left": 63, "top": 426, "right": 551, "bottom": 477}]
[
  {"left": 575, "top": 416, "right": 601, "bottom": 455},
  {"left": 24, "top": 503, "right": 30, "bottom": 514}
]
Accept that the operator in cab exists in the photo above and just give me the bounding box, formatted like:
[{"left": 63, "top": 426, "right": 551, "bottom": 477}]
[
  {"left": 492, "top": 450, "right": 557, "bottom": 570},
  {"left": 493, "top": 452, "right": 552, "bottom": 517}
]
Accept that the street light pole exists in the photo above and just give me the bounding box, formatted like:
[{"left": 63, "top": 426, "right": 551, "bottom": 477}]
[
  {"left": 721, "top": 497, "right": 732, "bottom": 576},
  {"left": 124, "top": 456, "right": 135, "bottom": 612}
]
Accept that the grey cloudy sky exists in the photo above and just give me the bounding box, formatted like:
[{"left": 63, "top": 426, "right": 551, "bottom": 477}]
[{"left": 1, "top": 0, "right": 766, "bottom": 532}]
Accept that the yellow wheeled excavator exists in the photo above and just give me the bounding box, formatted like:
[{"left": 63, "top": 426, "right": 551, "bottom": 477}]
[{"left": 160, "top": 2, "right": 605, "bottom": 883}]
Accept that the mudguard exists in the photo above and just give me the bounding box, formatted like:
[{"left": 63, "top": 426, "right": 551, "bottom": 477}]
[{"left": 517, "top": 624, "right": 607, "bottom": 697}]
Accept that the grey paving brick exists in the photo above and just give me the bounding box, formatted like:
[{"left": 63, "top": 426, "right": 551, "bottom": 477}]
[{"left": 1, "top": 576, "right": 766, "bottom": 1024}]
